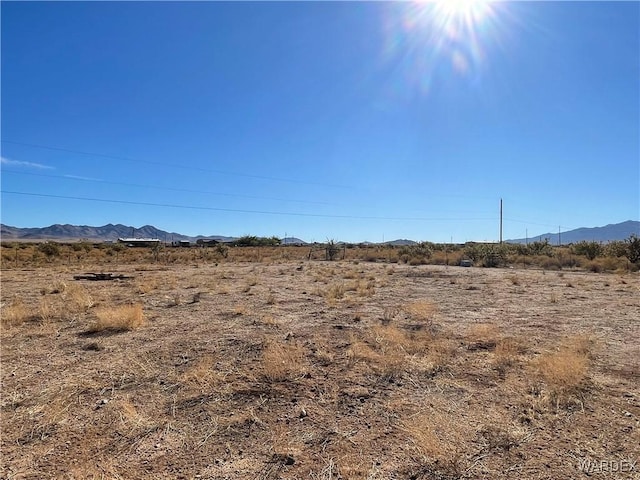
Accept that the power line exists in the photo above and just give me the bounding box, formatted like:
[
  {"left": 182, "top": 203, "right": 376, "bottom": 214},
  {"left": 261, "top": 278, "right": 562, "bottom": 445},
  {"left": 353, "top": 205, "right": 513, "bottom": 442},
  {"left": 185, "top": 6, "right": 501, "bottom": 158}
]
[
  {"left": 1, "top": 139, "right": 352, "bottom": 189},
  {"left": 1, "top": 169, "right": 501, "bottom": 217},
  {"left": 0, "top": 190, "right": 497, "bottom": 222},
  {"left": 1, "top": 169, "right": 337, "bottom": 207}
]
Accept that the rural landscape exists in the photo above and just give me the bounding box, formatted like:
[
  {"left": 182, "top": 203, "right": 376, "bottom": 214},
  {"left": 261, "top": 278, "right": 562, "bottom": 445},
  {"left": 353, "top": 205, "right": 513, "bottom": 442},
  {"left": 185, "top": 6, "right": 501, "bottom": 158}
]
[
  {"left": 1, "top": 233, "right": 639, "bottom": 479},
  {"left": 2, "top": 0, "right": 639, "bottom": 477}
]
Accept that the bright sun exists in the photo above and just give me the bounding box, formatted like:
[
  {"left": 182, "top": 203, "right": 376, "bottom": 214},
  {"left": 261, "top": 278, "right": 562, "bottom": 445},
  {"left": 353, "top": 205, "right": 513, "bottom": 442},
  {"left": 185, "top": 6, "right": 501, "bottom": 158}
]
[
  {"left": 384, "top": 0, "right": 506, "bottom": 93},
  {"left": 432, "top": 0, "right": 494, "bottom": 31}
]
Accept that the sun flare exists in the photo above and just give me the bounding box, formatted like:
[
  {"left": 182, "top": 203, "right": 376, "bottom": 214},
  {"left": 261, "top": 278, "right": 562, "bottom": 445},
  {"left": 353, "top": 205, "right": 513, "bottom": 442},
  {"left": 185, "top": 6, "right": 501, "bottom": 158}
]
[
  {"left": 383, "top": 0, "right": 506, "bottom": 94},
  {"left": 432, "top": 0, "right": 493, "bottom": 24}
]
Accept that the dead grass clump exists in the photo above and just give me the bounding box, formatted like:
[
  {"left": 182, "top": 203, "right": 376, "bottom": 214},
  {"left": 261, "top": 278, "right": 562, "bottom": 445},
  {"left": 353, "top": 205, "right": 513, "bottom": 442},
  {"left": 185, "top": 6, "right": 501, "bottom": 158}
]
[
  {"left": 181, "top": 355, "right": 225, "bottom": 391},
  {"left": 45, "top": 280, "right": 67, "bottom": 295},
  {"left": 262, "top": 314, "right": 280, "bottom": 328},
  {"left": 425, "top": 337, "right": 456, "bottom": 373},
  {"left": 466, "top": 323, "right": 499, "bottom": 350},
  {"left": 136, "top": 277, "right": 160, "bottom": 294},
  {"left": 382, "top": 305, "right": 401, "bottom": 325},
  {"left": 370, "top": 325, "right": 408, "bottom": 380},
  {"left": 262, "top": 341, "right": 307, "bottom": 382},
  {"left": 88, "top": 304, "right": 145, "bottom": 333},
  {"left": 324, "top": 283, "right": 345, "bottom": 306},
  {"left": 2, "top": 298, "right": 30, "bottom": 326},
  {"left": 63, "top": 284, "right": 94, "bottom": 312},
  {"left": 404, "top": 301, "right": 437, "bottom": 323},
  {"left": 265, "top": 290, "right": 276, "bottom": 305},
  {"left": 493, "top": 337, "right": 525, "bottom": 372},
  {"left": 38, "top": 296, "right": 59, "bottom": 322},
  {"left": 531, "top": 337, "right": 592, "bottom": 408},
  {"left": 403, "top": 408, "right": 472, "bottom": 477},
  {"left": 354, "top": 279, "right": 375, "bottom": 297},
  {"left": 346, "top": 339, "right": 381, "bottom": 367}
]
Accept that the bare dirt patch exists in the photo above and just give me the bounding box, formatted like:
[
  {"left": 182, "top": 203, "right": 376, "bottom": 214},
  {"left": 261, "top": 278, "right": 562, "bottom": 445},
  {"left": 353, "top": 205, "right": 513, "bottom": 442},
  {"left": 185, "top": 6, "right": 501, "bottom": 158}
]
[{"left": 2, "top": 261, "right": 639, "bottom": 479}]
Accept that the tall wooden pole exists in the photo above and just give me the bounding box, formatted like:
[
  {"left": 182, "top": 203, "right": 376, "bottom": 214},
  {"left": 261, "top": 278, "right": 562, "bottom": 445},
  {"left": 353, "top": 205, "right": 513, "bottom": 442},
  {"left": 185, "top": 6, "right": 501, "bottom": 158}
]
[{"left": 499, "top": 198, "right": 503, "bottom": 244}]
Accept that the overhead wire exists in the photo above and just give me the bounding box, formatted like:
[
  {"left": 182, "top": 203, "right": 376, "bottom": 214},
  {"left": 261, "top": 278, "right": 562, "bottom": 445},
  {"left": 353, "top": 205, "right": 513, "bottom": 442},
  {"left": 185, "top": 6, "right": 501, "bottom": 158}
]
[
  {"left": 0, "top": 190, "right": 498, "bottom": 222},
  {"left": 1, "top": 169, "right": 338, "bottom": 207},
  {"left": 1, "top": 139, "right": 352, "bottom": 189}
]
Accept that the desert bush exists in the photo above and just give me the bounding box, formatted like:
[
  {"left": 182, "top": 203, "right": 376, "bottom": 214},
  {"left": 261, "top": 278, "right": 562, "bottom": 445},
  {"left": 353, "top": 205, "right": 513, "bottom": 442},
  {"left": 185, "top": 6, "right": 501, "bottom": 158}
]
[
  {"left": 464, "top": 243, "right": 508, "bottom": 267},
  {"left": 539, "top": 256, "right": 562, "bottom": 270},
  {"left": 571, "top": 241, "right": 603, "bottom": 260},
  {"left": 233, "top": 235, "right": 280, "bottom": 247},
  {"left": 87, "top": 304, "right": 145, "bottom": 333},
  {"left": 626, "top": 234, "right": 640, "bottom": 264},
  {"left": 38, "top": 241, "right": 61, "bottom": 258},
  {"left": 71, "top": 241, "right": 93, "bottom": 253},
  {"left": 527, "top": 239, "right": 553, "bottom": 256},
  {"left": 605, "top": 240, "right": 628, "bottom": 258},
  {"left": 325, "top": 239, "right": 340, "bottom": 261},
  {"left": 583, "top": 257, "right": 624, "bottom": 273},
  {"left": 398, "top": 242, "right": 433, "bottom": 265}
]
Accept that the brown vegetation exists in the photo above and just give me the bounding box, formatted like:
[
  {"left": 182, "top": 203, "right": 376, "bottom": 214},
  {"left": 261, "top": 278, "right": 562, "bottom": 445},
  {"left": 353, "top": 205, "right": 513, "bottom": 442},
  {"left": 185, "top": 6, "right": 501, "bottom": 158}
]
[{"left": 1, "top": 252, "right": 638, "bottom": 479}]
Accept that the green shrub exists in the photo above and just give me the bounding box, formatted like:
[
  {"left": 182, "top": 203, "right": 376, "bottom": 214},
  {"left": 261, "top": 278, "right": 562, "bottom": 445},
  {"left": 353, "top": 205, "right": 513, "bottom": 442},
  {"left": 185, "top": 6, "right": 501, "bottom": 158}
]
[
  {"left": 571, "top": 241, "right": 603, "bottom": 261},
  {"left": 626, "top": 234, "right": 640, "bottom": 264},
  {"left": 37, "top": 242, "right": 61, "bottom": 258}
]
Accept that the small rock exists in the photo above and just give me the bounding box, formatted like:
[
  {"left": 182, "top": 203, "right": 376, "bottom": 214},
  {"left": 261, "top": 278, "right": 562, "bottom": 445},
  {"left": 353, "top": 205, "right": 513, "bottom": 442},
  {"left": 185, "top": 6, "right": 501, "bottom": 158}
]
[
  {"left": 299, "top": 408, "right": 307, "bottom": 418},
  {"left": 623, "top": 410, "right": 632, "bottom": 417}
]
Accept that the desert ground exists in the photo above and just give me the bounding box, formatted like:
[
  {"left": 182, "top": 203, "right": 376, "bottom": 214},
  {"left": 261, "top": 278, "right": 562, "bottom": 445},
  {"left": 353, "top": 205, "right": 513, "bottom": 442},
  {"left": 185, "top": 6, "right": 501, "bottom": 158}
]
[{"left": 1, "top": 254, "right": 639, "bottom": 479}]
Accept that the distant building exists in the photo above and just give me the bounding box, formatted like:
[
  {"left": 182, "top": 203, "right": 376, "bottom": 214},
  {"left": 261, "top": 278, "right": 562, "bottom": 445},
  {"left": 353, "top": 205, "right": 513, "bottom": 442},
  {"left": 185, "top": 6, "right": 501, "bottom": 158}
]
[
  {"left": 196, "top": 239, "right": 220, "bottom": 247},
  {"left": 117, "top": 238, "right": 161, "bottom": 248},
  {"left": 171, "top": 240, "right": 191, "bottom": 247}
]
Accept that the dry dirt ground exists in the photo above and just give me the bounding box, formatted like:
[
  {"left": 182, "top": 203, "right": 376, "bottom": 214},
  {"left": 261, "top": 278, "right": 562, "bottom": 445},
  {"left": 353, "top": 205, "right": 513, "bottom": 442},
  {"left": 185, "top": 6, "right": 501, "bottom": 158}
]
[{"left": 1, "top": 260, "right": 639, "bottom": 479}]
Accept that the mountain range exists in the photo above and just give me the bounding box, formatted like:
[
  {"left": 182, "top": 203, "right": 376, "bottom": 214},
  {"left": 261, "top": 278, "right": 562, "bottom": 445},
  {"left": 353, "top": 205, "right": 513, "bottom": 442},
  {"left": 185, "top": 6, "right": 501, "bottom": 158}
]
[
  {"left": 1, "top": 221, "right": 638, "bottom": 244},
  {"left": 506, "top": 220, "right": 639, "bottom": 244}
]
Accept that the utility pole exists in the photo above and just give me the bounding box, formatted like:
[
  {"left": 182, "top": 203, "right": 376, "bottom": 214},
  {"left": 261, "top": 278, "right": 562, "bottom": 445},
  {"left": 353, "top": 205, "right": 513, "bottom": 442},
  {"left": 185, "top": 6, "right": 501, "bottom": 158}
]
[
  {"left": 499, "top": 198, "right": 503, "bottom": 244},
  {"left": 558, "top": 226, "right": 561, "bottom": 246}
]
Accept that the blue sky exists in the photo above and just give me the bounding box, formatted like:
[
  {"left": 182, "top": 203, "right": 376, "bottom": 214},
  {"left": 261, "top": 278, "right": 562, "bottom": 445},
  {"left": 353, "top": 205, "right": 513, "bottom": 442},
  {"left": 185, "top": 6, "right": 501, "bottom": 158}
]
[{"left": 1, "top": 1, "right": 638, "bottom": 243}]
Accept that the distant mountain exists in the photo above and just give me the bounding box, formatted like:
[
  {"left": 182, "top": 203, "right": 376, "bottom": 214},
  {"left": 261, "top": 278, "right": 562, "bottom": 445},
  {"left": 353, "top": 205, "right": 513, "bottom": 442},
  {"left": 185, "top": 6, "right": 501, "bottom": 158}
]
[
  {"left": 3, "top": 220, "right": 637, "bottom": 245},
  {"left": 282, "top": 237, "right": 307, "bottom": 245},
  {"left": 385, "top": 239, "right": 417, "bottom": 246},
  {"left": 0, "top": 223, "right": 231, "bottom": 243},
  {"left": 507, "top": 220, "right": 639, "bottom": 244}
]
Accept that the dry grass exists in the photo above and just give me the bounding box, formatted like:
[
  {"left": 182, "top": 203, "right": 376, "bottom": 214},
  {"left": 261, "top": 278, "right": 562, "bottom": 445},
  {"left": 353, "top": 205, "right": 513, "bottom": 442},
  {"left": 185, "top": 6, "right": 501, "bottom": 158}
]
[
  {"left": 2, "top": 298, "right": 30, "bottom": 326},
  {"left": 531, "top": 336, "right": 592, "bottom": 408},
  {"left": 403, "top": 406, "right": 472, "bottom": 477},
  {"left": 1, "top": 260, "right": 637, "bottom": 479},
  {"left": 180, "top": 355, "right": 225, "bottom": 391},
  {"left": 63, "top": 284, "right": 94, "bottom": 312},
  {"left": 261, "top": 340, "right": 307, "bottom": 381},
  {"left": 493, "top": 336, "right": 524, "bottom": 371},
  {"left": 404, "top": 300, "right": 437, "bottom": 323},
  {"left": 87, "top": 303, "right": 145, "bottom": 333}
]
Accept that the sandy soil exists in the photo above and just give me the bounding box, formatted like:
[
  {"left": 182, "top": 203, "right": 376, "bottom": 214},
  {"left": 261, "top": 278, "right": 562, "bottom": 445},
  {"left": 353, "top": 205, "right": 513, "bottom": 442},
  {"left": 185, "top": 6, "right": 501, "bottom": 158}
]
[{"left": 1, "top": 260, "right": 639, "bottom": 479}]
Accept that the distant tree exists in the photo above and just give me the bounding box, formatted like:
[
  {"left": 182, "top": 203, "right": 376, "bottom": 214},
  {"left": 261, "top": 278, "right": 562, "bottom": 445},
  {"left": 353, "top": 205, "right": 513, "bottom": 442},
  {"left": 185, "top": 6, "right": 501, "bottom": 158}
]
[
  {"left": 38, "top": 242, "right": 60, "bottom": 258},
  {"left": 325, "top": 239, "right": 340, "bottom": 261},
  {"left": 233, "top": 235, "right": 281, "bottom": 247},
  {"left": 605, "top": 240, "right": 628, "bottom": 258},
  {"left": 625, "top": 234, "right": 640, "bottom": 264},
  {"left": 571, "top": 241, "right": 603, "bottom": 261},
  {"left": 527, "top": 239, "right": 553, "bottom": 256}
]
